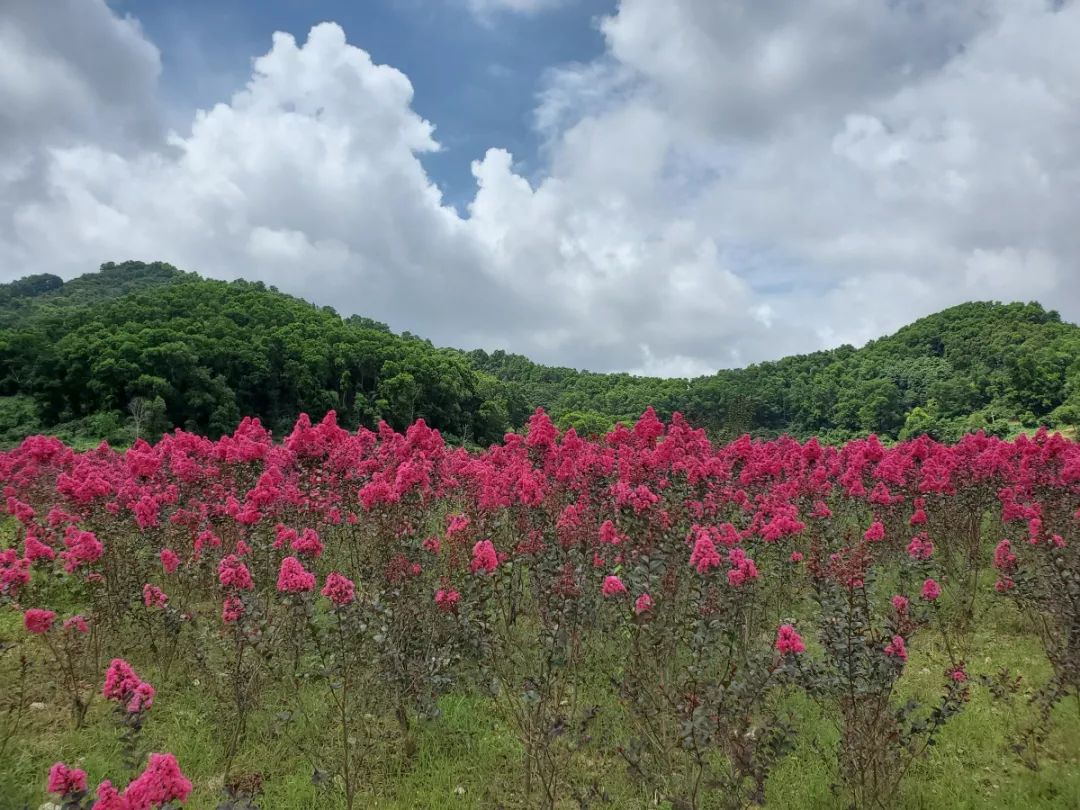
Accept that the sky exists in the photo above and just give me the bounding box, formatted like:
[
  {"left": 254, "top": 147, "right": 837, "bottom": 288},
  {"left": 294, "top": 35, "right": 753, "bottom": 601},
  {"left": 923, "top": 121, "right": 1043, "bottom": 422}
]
[{"left": 1, "top": 0, "right": 1078, "bottom": 377}]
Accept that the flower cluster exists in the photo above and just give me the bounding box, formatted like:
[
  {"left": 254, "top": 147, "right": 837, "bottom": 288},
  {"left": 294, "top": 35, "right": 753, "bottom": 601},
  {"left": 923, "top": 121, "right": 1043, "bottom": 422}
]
[
  {"left": 103, "top": 659, "right": 155, "bottom": 714},
  {"left": 2, "top": 409, "right": 1078, "bottom": 809}
]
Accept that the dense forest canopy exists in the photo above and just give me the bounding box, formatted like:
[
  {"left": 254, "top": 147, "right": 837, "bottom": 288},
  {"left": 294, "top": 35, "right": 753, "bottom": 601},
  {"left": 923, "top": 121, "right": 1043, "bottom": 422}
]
[{"left": 0, "top": 261, "right": 1077, "bottom": 446}]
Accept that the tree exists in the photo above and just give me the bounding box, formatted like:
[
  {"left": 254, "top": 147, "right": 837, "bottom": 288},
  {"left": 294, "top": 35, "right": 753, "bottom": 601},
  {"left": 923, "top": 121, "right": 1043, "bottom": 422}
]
[{"left": 128, "top": 396, "right": 167, "bottom": 440}]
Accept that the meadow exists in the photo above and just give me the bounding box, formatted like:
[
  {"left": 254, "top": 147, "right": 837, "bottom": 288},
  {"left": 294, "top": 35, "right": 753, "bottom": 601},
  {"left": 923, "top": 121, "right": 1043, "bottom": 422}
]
[{"left": 1, "top": 409, "right": 1078, "bottom": 809}]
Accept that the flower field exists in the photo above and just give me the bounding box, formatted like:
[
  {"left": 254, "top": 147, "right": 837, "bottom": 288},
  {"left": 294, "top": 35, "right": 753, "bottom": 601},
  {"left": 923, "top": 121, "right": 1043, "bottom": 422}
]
[{"left": 1, "top": 409, "right": 1079, "bottom": 809}]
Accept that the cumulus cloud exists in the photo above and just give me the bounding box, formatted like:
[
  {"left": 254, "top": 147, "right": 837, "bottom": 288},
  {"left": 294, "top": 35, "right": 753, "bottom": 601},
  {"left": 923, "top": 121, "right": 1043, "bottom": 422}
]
[
  {"left": 2, "top": 0, "right": 1079, "bottom": 375},
  {"left": 580, "top": 0, "right": 1080, "bottom": 346}
]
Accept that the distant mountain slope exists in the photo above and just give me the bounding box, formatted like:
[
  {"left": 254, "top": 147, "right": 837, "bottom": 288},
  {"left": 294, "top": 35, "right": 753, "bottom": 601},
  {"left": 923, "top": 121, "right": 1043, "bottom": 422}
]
[
  {"left": 0, "top": 261, "right": 189, "bottom": 328},
  {"left": 1, "top": 261, "right": 1077, "bottom": 445},
  {"left": 0, "top": 262, "right": 517, "bottom": 445},
  {"left": 471, "top": 301, "right": 1080, "bottom": 441}
]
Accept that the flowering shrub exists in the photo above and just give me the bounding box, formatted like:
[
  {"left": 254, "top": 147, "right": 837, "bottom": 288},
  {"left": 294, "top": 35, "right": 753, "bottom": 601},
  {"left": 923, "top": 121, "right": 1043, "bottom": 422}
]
[
  {"left": 44, "top": 752, "right": 191, "bottom": 809},
  {"left": 1, "top": 412, "right": 1077, "bottom": 806}
]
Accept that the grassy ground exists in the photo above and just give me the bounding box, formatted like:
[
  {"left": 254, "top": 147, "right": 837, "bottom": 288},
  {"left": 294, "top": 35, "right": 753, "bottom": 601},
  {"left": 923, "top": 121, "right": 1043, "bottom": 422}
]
[{"left": 2, "top": 590, "right": 1079, "bottom": 810}]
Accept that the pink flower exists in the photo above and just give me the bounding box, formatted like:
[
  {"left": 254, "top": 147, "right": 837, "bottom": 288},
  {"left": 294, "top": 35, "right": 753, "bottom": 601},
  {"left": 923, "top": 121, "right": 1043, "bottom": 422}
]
[
  {"left": 277, "top": 556, "right": 316, "bottom": 593},
  {"left": 63, "top": 615, "right": 90, "bottom": 634},
  {"left": 222, "top": 594, "right": 244, "bottom": 624},
  {"left": 142, "top": 584, "right": 168, "bottom": 608},
  {"left": 102, "top": 659, "right": 142, "bottom": 702},
  {"left": 921, "top": 578, "right": 941, "bottom": 601},
  {"left": 470, "top": 539, "right": 499, "bottom": 574},
  {"left": 864, "top": 521, "right": 885, "bottom": 542},
  {"left": 24, "top": 608, "right": 56, "bottom": 634},
  {"left": 193, "top": 530, "right": 221, "bottom": 558},
  {"left": 601, "top": 575, "right": 627, "bottom": 597},
  {"left": 321, "top": 572, "right": 356, "bottom": 607},
  {"left": 126, "top": 681, "right": 156, "bottom": 713},
  {"left": 634, "top": 593, "right": 653, "bottom": 615},
  {"left": 884, "top": 635, "right": 908, "bottom": 661},
  {"left": 23, "top": 534, "right": 55, "bottom": 562},
  {"left": 446, "top": 513, "right": 470, "bottom": 536},
  {"left": 891, "top": 595, "right": 909, "bottom": 614},
  {"left": 291, "top": 528, "right": 324, "bottom": 558},
  {"left": 995, "top": 577, "right": 1015, "bottom": 593},
  {"left": 950, "top": 665, "right": 968, "bottom": 683},
  {"left": 598, "top": 519, "right": 624, "bottom": 545},
  {"left": 422, "top": 536, "right": 441, "bottom": 554},
  {"left": 159, "top": 548, "right": 180, "bottom": 574},
  {"left": 92, "top": 779, "right": 127, "bottom": 810},
  {"left": 435, "top": 588, "right": 461, "bottom": 612},
  {"left": 47, "top": 762, "right": 87, "bottom": 796},
  {"left": 60, "top": 529, "right": 103, "bottom": 573},
  {"left": 726, "top": 547, "right": 759, "bottom": 588},
  {"left": 273, "top": 524, "right": 295, "bottom": 550},
  {"left": 775, "top": 624, "right": 805, "bottom": 655},
  {"left": 689, "top": 529, "right": 722, "bottom": 574},
  {"left": 993, "top": 539, "right": 1017, "bottom": 572},
  {"left": 0, "top": 551, "right": 31, "bottom": 594},
  {"left": 907, "top": 533, "right": 934, "bottom": 560},
  {"left": 217, "top": 555, "right": 253, "bottom": 591},
  {"left": 789, "top": 551, "right": 804, "bottom": 563},
  {"left": 123, "top": 752, "right": 192, "bottom": 810}
]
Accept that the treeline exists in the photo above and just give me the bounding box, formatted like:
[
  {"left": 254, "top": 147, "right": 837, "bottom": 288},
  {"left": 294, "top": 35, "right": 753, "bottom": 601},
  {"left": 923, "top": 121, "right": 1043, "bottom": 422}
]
[
  {"left": 473, "top": 302, "right": 1080, "bottom": 442},
  {"left": 0, "top": 262, "right": 525, "bottom": 446},
  {"left": 1, "top": 261, "right": 1078, "bottom": 446}
]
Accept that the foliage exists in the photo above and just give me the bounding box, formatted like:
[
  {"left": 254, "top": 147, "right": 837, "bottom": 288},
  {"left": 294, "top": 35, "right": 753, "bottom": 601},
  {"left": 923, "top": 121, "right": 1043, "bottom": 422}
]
[
  {"left": 0, "top": 262, "right": 513, "bottom": 446},
  {"left": 472, "top": 301, "right": 1080, "bottom": 439},
  {"left": 2, "top": 263, "right": 1079, "bottom": 449},
  {"left": 1, "top": 411, "right": 1078, "bottom": 808}
]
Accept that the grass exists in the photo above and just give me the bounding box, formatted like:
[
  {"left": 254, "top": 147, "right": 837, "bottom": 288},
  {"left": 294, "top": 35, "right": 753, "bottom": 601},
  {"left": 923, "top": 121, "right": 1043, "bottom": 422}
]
[{"left": 2, "top": 588, "right": 1079, "bottom": 809}]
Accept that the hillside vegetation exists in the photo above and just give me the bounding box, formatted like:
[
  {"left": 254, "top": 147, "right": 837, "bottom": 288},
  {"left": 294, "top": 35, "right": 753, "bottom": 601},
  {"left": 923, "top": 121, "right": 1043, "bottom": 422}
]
[{"left": 1, "top": 261, "right": 1078, "bottom": 445}]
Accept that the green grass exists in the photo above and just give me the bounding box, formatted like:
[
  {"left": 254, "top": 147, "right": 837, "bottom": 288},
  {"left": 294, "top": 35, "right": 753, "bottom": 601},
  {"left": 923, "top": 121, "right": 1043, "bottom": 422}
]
[
  {"left": 3, "top": 594, "right": 1079, "bottom": 809},
  {"left": 0, "top": 534, "right": 1074, "bottom": 810}
]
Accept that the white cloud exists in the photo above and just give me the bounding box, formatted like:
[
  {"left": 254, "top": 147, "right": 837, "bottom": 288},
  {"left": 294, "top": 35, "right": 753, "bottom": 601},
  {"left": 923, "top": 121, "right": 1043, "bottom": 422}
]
[
  {"left": 466, "top": 0, "right": 567, "bottom": 19},
  {"left": 2, "top": 0, "right": 1080, "bottom": 376}
]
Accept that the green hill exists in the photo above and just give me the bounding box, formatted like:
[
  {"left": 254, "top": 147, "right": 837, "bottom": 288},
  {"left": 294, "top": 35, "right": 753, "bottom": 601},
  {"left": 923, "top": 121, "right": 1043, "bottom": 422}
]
[{"left": 1, "top": 261, "right": 1078, "bottom": 446}]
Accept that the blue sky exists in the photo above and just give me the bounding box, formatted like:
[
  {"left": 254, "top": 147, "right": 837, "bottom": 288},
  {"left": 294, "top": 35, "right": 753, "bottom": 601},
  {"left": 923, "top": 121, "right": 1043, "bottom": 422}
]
[
  {"left": 3, "top": 0, "right": 1078, "bottom": 375},
  {"left": 108, "top": 0, "right": 615, "bottom": 209}
]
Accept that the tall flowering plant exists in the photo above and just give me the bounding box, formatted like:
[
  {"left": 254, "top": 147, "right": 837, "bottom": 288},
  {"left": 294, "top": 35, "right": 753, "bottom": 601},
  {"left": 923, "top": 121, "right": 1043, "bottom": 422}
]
[
  {"left": 789, "top": 531, "right": 969, "bottom": 809},
  {"left": 990, "top": 430, "right": 1080, "bottom": 763}
]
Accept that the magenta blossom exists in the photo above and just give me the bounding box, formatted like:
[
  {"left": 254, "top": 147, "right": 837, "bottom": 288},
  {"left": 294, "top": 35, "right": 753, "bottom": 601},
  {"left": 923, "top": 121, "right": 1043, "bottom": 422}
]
[
  {"left": 884, "top": 635, "right": 908, "bottom": 662},
  {"left": 123, "top": 752, "right": 192, "bottom": 810},
  {"left": 222, "top": 594, "right": 244, "bottom": 624},
  {"left": 689, "top": 529, "right": 722, "bottom": 574},
  {"left": 435, "top": 588, "right": 461, "bottom": 612},
  {"left": 217, "top": 555, "right": 253, "bottom": 591},
  {"left": 321, "top": 572, "right": 356, "bottom": 607},
  {"left": 601, "top": 575, "right": 627, "bottom": 597},
  {"left": 921, "top": 578, "right": 941, "bottom": 601},
  {"left": 63, "top": 614, "right": 90, "bottom": 634},
  {"left": 47, "top": 762, "right": 87, "bottom": 796},
  {"left": 470, "top": 539, "right": 499, "bottom": 574},
  {"left": 159, "top": 548, "right": 180, "bottom": 574},
  {"left": 24, "top": 608, "right": 56, "bottom": 634},
  {"left": 775, "top": 624, "right": 805, "bottom": 655},
  {"left": 277, "top": 556, "right": 316, "bottom": 593},
  {"left": 102, "top": 658, "right": 142, "bottom": 702},
  {"left": 143, "top": 583, "right": 168, "bottom": 608}
]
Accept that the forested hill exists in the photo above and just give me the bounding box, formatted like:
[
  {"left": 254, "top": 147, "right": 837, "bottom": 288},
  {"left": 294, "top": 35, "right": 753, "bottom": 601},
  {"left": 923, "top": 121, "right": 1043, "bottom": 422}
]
[
  {"left": 471, "top": 300, "right": 1080, "bottom": 442},
  {"left": 0, "top": 261, "right": 1078, "bottom": 447}
]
